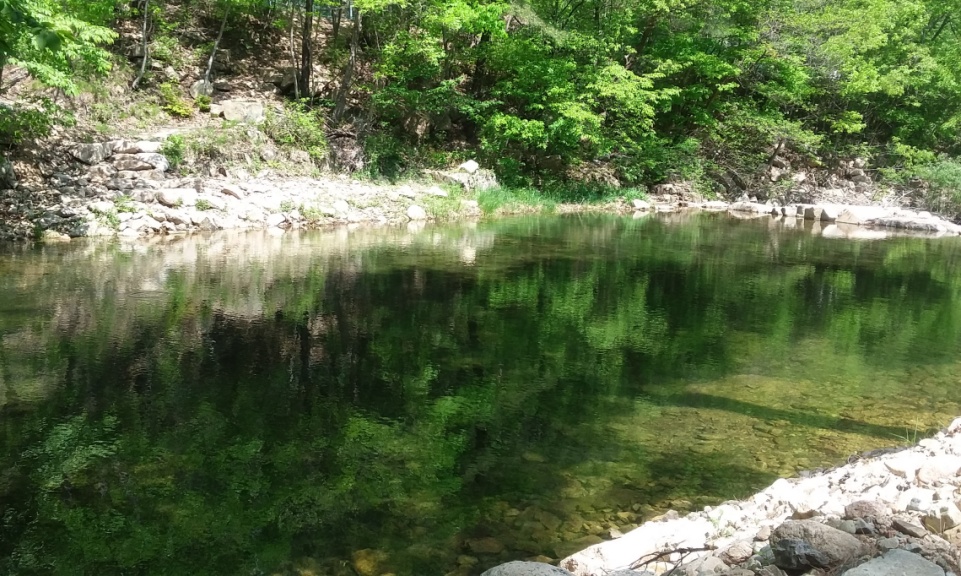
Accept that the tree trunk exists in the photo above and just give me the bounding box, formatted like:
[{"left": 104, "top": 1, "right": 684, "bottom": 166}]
[
  {"left": 289, "top": 0, "right": 299, "bottom": 99},
  {"left": 300, "top": 0, "right": 314, "bottom": 98},
  {"left": 203, "top": 8, "right": 230, "bottom": 88},
  {"left": 131, "top": 0, "right": 150, "bottom": 90},
  {"left": 332, "top": 10, "right": 360, "bottom": 122},
  {"left": 332, "top": 4, "right": 342, "bottom": 43}
]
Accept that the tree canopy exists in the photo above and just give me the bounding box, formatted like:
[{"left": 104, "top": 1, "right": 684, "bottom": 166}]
[{"left": 2, "top": 0, "right": 960, "bottom": 189}]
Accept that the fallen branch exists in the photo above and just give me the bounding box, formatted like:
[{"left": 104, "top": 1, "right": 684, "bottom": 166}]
[{"left": 630, "top": 545, "right": 714, "bottom": 574}]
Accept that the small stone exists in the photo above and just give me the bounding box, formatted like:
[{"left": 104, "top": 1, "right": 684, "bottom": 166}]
[
  {"left": 197, "top": 194, "right": 226, "bottom": 211},
  {"left": 755, "top": 525, "right": 772, "bottom": 541},
  {"left": 0, "top": 157, "right": 16, "bottom": 189},
  {"left": 351, "top": 549, "right": 387, "bottom": 576},
  {"left": 878, "top": 537, "right": 900, "bottom": 550},
  {"left": 892, "top": 518, "right": 928, "bottom": 538},
  {"left": 836, "top": 520, "right": 857, "bottom": 534},
  {"left": 407, "top": 204, "right": 428, "bottom": 220},
  {"left": 265, "top": 213, "right": 286, "bottom": 228},
  {"left": 844, "top": 500, "right": 887, "bottom": 520},
  {"left": 428, "top": 185, "right": 448, "bottom": 197},
  {"left": 459, "top": 160, "right": 480, "bottom": 174},
  {"left": 41, "top": 229, "right": 71, "bottom": 242},
  {"left": 632, "top": 199, "right": 651, "bottom": 210},
  {"left": 221, "top": 185, "right": 245, "bottom": 199},
  {"left": 457, "top": 555, "right": 479, "bottom": 566},
  {"left": 333, "top": 199, "right": 351, "bottom": 215},
  {"left": 720, "top": 540, "right": 755, "bottom": 565},
  {"left": 155, "top": 189, "right": 198, "bottom": 208},
  {"left": 923, "top": 502, "right": 961, "bottom": 533},
  {"left": 468, "top": 537, "right": 505, "bottom": 555},
  {"left": 853, "top": 519, "right": 876, "bottom": 535}
]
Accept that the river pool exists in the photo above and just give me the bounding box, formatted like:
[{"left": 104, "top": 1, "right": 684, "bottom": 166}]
[{"left": 2, "top": 213, "right": 961, "bottom": 575}]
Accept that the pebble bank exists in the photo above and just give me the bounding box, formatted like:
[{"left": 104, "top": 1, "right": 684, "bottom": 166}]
[
  {"left": 3, "top": 138, "right": 961, "bottom": 242},
  {"left": 482, "top": 417, "right": 961, "bottom": 576}
]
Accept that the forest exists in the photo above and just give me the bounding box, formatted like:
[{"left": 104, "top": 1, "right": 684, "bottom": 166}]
[{"left": 2, "top": 0, "right": 961, "bottom": 196}]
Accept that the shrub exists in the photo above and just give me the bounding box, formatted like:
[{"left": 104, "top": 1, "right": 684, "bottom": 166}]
[
  {"left": 160, "top": 135, "right": 186, "bottom": 171},
  {"left": 195, "top": 95, "right": 212, "bottom": 113},
  {"left": 913, "top": 158, "right": 961, "bottom": 220},
  {"left": 0, "top": 100, "right": 62, "bottom": 148},
  {"left": 159, "top": 83, "right": 193, "bottom": 118},
  {"left": 263, "top": 101, "right": 328, "bottom": 164}
]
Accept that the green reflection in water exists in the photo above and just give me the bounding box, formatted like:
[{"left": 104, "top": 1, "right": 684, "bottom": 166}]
[{"left": 1, "top": 214, "right": 961, "bottom": 575}]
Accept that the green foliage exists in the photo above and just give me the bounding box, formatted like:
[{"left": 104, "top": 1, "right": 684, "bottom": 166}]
[
  {"left": 263, "top": 101, "right": 329, "bottom": 164},
  {"left": 0, "top": 100, "right": 59, "bottom": 148},
  {"left": 160, "top": 134, "right": 185, "bottom": 171},
  {"left": 2, "top": 0, "right": 961, "bottom": 197},
  {"left": 195, "top": 94, "right": 212, "bottom": 113},
  {"left": 362, "top": 132, "right": 408, "bottom": 181},
  {"left": 158, "top": 82, "right": 193, "bottom": 118},
  {"left": 0, "top": 0, "right": 116, "bottom": 95},
  {"left": 195, "top": 198, "right": 214, "bottom": 211},
  {"left": 477, "top": 186, "right": 557, "bottom": 214},
  {"left": 113, "top": 194, "right": 135, "bottom": 213},
  {"left": 912, "top": 158, "right": 961, "bottom": 220}
]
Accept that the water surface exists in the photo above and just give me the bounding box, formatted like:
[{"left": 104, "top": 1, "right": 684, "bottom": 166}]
[{"left": 2, "top": 213, "right": 961, "bottom": 575}]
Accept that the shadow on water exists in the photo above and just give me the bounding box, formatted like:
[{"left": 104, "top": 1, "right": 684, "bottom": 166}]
[
  {"left": 2, "top": 217, "right": 961, "bottom": 574},
  {"left": 649, "top": 391, "right": 918, "bottom": 440}
]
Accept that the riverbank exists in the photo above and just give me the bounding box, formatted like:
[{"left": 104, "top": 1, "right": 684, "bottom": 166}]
[
  {"left": 481, "top": 417, "right": 961, "bottom": 576},
  {"left": 3, "top": 137, "right": 961, "bottom": 243}
]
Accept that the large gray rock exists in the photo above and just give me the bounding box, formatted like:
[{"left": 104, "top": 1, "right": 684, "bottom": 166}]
[
  {"left": 836, "top": 206, "right": 891, "bottom": 225},
  {"left": 770, "top": 520, "right": 862, "bottom": 571},
  {"left": 0, "top": 156, "right": 15, "bottom": 188},
  {"left": 730, "top": 201, "right": 772, "bottom": 214},
  {"left": 481, "top": 561, "right": 574, "bottom": 576},
  {"left": 842, "top": 549, "right": 944, "bottom": 576},
  {"left": 113, "top": 153, "right": 170, "bottom": 172},
  {"left": 190, "top": 79, "right": 214, "bottom": 99},
  {"left": 221, "top": 100, "right": 266, "bottom": 124},
  {"left": 155, "top": 188, "right": 198, "bottom": 208},
  {"left": 109, "top": 140, "right": 162, "bottom": 154},
  {"left": 88, "top": 164, "right": 117, "bottom": 180},
  {"left": 459, "top": 159, "right": 480, "bottom": 174},
  {"left": 70, "top": 142, "right": 112, "bottom": 165},
  {"left": 916, "top": 455, "right": 961, "bottom": 485},
  {"left": 407, "top": 204, "right": 428, "bottom": 220}
]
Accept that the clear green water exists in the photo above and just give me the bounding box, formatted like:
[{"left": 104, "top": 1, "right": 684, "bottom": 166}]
[{"left": 2, "top": 213, "right": 961, "bottom": 576}]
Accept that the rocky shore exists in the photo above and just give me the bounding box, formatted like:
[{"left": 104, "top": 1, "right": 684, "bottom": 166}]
[
  {"left": 2, "top": 137, "right": 960, "bottom": 243},
  {"left": 480, "top": 417, "right": 961, "bottom": 576}
]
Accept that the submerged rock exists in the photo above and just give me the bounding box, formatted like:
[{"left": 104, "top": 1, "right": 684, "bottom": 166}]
[{"left": 480, "top": 561, "right": 574, "bottom": 576}]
